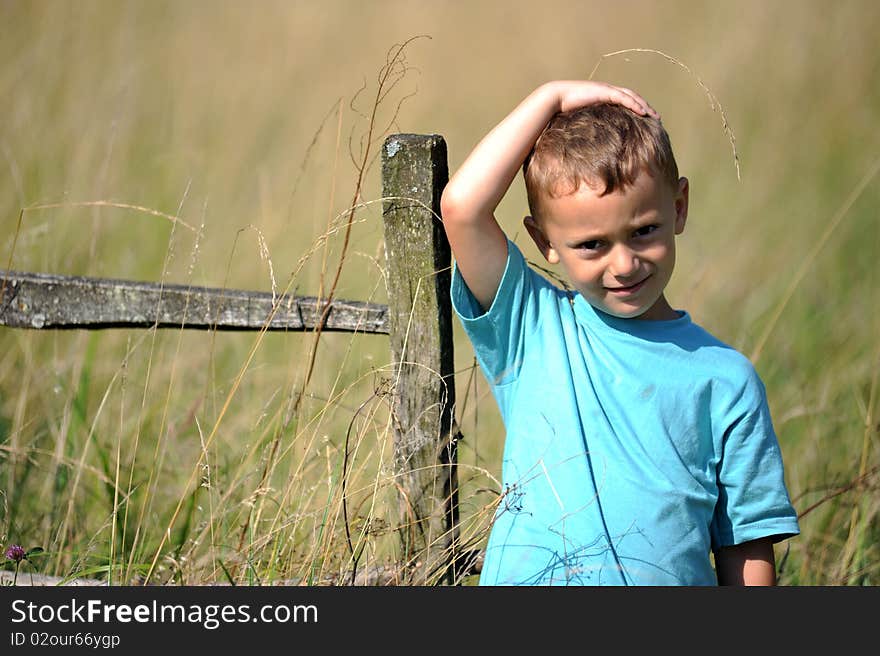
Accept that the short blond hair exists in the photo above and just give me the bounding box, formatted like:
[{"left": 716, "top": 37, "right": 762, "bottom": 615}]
[{"left": 523, "top": 102, "right": 679, "bottom": 220}]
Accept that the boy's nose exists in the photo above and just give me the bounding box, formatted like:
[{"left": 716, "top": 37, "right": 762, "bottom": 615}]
[{"left": 608, "top": 245, "right": 639, "bottom": 278}]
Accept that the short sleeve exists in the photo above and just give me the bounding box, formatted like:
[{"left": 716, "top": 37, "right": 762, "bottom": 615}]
[
  {"left": 451, "top": 239, "right": 542, "bottom": 386},
  {"left": 710, "top": 366, "right": 801, "bottom": 548}
]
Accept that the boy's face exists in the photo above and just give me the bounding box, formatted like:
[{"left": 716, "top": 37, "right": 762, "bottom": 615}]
[{"left": 524, "top": 171, "right": 689, "bottom": 321}]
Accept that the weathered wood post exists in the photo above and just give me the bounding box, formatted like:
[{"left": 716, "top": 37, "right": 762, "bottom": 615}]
[{"left": 381, "top": 134, "right": 459, "bottom": 584}]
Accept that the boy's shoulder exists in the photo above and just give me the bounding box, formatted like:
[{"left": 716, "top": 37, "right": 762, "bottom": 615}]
[
  {"left": 682, "top": 320, "right": 759, "bottom": 372},
  {"left": 671, "top": 318, "right": 768, "bottom": 405}
]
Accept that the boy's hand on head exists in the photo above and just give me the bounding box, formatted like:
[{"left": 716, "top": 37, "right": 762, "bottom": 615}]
[
  {"left": 441, "top": 80, "right": 659, "bottom": 313},
  {"left": 551, "top": 80, "right": 660, "bottom": 119}
]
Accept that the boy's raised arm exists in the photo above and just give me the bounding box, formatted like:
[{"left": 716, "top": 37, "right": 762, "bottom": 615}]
[{"left": 440, "top": 80, "right": 658, "bottom": 312}]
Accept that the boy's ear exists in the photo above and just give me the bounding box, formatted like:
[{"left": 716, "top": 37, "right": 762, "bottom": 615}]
[
  {"left": 523, "top": 215, "right": 559, "bottom": 264},
  {"left": 674, "top": 176, "right": 689, "bottom": 234}
]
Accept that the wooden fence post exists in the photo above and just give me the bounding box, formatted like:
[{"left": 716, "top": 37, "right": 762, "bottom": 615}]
[{"left": 381, "top": 133, "right": 459, "bottom": 584}]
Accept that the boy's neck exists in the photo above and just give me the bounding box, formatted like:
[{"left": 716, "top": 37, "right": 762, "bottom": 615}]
[{"left": 583, "top": 292, "right": 680, "bottom": 322}]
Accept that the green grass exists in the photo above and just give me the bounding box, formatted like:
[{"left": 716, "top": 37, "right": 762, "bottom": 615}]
[{"left": 1, "top": 0, "right": 878, "bottom": 585}]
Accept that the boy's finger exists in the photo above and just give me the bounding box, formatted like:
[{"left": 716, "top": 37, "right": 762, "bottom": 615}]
[
  {"left": 608, "top": 86, "right": 647, "bottom": 113},
  {"left": 614, "top": 86, "right": 660, "bottom": 119}
]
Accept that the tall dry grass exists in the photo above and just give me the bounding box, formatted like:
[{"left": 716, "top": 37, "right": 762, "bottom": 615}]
[{"left": 1, "top": 0, "right": 878, "bottom": 585}]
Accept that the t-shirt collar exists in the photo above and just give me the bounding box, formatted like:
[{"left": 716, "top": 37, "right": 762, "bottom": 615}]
[{"left": 571, "top": 291, "right": 691, "bottom": 336}]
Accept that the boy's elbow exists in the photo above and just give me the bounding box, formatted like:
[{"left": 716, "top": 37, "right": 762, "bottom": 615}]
[
  {"left": 440, "top": 184, "right": 466, "bottom": 224},
  {"left": 440, "top": 182, "right": 484, "bottom": 226}
]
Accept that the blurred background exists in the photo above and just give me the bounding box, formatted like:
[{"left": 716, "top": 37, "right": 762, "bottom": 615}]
[{"left": 1, "top": 0, "right": 877, "bottom": 585}]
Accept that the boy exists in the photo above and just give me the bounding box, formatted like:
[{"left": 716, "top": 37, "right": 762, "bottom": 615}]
[{"left": 440, "top": 81, "right": 800, "bottom": 586}]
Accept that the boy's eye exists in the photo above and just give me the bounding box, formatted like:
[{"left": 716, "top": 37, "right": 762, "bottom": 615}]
[
  {"left": 576, "top": 240, "right": 602, "bottom": 251},
  {"left": 634, "top": 225, "right": 658, "bottom": 237}
]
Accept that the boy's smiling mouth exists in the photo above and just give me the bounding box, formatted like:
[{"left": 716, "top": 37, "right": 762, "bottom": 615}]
[{"left": 604, "top": 275, "right": 650, "bottom": 295}]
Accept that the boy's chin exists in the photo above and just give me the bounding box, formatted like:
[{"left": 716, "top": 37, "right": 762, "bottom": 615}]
[
  {"left": 584, "top": 297, "right": 660, "bottom": 321},
  {"left": 600, "top": 305, "right": 649, "bottom": 320}
]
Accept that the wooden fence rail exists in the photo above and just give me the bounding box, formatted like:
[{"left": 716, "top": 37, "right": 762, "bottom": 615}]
[
  {"left": 0, "top": 133, "right": 475, "bottom": 585},
  {"left": 0, "top": 269, "right": 389, "bottom": 333}
]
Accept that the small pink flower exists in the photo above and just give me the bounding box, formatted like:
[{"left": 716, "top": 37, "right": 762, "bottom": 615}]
[{"left": 5, "top": 545, "right": 26, "bottom": 563}]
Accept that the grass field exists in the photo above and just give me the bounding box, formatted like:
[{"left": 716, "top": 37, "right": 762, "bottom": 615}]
[{"left": 1, "top": 0, "right": 878, "bottom": 585}]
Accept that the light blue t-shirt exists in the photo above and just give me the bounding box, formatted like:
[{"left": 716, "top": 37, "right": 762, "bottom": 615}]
[{"left": 452, "top": 239, "right": 800, "bottom": 586}]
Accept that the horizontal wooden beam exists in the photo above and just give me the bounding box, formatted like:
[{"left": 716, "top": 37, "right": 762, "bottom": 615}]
[{"left": 0, "top": 269, "right": 389, "bottom": 334}]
